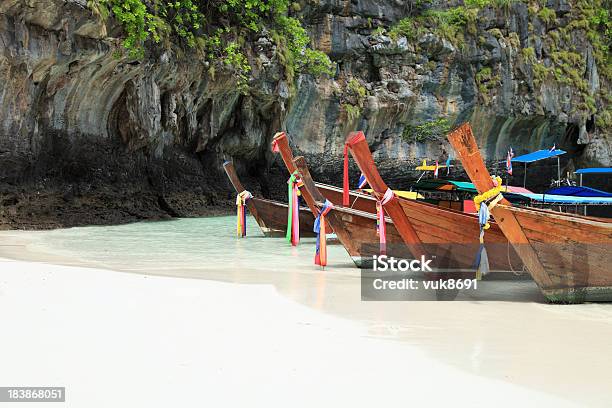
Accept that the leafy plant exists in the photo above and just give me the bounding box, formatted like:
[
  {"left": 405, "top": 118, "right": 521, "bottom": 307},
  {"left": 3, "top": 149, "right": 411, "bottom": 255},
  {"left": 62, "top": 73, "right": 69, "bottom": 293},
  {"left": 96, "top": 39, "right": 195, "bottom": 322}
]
[
  {"left": 538, "top": 7, "right": 557, "bottom": 25},
  {"left": 90, "top": 0, "right": 334, "bottom": 88},
  {"left": 402, "top": 118, "right": 452, "bottom": 142},
  {"left": 521, "top": 46, "right": 536, "bottom": 62},
  {"left": 476, "top": 67, "right": 493, "bottom": 83},
  {"left": 343, "top": 104, "right": 361, "bottom": 122}
]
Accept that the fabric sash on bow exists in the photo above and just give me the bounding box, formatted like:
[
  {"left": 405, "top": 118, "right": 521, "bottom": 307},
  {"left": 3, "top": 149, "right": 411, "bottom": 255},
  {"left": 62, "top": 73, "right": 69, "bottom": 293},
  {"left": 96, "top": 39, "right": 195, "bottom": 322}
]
[
  {"left": 314, "top": 200, "right": 334, "bottom": 267},
  {"left": 473, "top": 176, "right": 504, "bottom": 279},
  {"left": 286, "top": 171, "right": 303, "bottom": 246},
  {"left": 236, "top": 190, "right": 252, "bottom": 237},
  {"left": 376, "top": 188, "right": 395, "bottom": 255},
  {"left": 343, "top": 131, "right": 367, "bottom": 206}
]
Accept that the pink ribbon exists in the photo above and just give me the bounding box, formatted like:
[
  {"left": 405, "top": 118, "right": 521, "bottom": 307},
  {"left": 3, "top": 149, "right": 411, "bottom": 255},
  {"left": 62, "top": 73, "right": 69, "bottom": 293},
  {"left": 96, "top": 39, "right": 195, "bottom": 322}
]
[{"left": 376, "top": 188, "right": 394, "bottom": 255}]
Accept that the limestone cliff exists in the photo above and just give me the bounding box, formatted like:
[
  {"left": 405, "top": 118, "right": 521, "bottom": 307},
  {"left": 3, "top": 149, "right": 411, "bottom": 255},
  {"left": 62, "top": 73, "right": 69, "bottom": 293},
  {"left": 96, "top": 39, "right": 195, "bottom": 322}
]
[{"left": 0, "top": 0, "right": 609, "bottom": 228}]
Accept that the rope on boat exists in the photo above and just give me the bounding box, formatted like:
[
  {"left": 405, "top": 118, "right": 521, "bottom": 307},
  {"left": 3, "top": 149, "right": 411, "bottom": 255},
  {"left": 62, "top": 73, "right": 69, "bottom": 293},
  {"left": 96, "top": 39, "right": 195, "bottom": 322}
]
[
  {"left": 343, "top": 132, "right": 366, "bottom": 206},
  {"left": 236, "top": 190, "right": 252, "bottom": 237},
  {"left": 506, "top": 240, "right": 528, "bottom": 276},
  {"left": 376, "top": 188, "right": 395, "bottom": 255},
  {"left": 314, "top": 200, "right": 334, "bottom": 267},
  {"left": 287, "top": 170, "right": 303, "bottom": 246}
]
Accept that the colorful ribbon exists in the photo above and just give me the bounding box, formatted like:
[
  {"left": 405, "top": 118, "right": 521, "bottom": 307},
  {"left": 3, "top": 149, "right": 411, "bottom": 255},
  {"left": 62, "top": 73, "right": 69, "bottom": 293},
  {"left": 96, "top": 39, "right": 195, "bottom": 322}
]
[
  {"left": 286, "top": 171, "right": 303, "bottom": 246},
  {"left": 271, "top": 138, "right": 280, "bottom": 153},
  {"left": 376, "top": 188, "right": 395, "bottom": 255},
  {"left": 343, "top": 131, "right": 366, "bottom": 206},
  {"left": 474, "top": 175, "right": 504, "bottom": 241},
  {"left": 343, "top": 143, "right": 350, "bottom": 206},
  {"left": 473, "top": 176, "right": 503, "bottom": 279},
  {"left": 314, "top": 200, "right": 334, "bottom": 267},
  {"left": 236, "top": 190, "right": 252, "bottom": 237}
]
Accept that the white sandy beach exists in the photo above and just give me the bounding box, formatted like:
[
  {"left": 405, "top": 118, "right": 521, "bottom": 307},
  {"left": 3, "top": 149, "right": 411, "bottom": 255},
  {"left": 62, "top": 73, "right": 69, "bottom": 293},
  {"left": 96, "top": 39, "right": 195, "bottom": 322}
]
[{"left": 0, "top": 257, "right": 597, "bottom": 407}]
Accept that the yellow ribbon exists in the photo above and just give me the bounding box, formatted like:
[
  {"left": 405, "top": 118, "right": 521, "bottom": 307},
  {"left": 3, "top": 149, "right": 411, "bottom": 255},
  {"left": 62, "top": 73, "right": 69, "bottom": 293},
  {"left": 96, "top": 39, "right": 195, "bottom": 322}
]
[
  {"left": 236, "top": 190, "right": 252, "bottom": 237},
  {"left": 473, "top": 176, "right": 503, "bottom": 232}
]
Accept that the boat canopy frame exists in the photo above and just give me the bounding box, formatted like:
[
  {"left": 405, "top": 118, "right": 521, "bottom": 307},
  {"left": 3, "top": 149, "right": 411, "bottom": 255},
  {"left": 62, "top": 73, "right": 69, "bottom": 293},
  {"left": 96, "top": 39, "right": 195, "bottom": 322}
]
[
  {"left": 511, "top": 149, "right": 567, "bottom": 188},
  {"left": 574, "top": 167, "right": 612, "bottom": 186}
]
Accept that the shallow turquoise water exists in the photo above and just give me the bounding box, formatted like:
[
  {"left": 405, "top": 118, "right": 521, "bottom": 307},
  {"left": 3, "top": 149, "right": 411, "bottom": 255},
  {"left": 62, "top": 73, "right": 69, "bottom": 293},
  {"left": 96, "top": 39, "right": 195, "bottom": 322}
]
[{"left": 15, "top": 216, "right": 355, "bottom": 276}]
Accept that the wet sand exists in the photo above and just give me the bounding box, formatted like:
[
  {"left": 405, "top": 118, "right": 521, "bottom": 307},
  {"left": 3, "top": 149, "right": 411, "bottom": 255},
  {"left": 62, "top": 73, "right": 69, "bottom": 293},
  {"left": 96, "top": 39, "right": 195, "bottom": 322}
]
[{"left": 1, "top": 218, "right": 612, "bottom": 406}]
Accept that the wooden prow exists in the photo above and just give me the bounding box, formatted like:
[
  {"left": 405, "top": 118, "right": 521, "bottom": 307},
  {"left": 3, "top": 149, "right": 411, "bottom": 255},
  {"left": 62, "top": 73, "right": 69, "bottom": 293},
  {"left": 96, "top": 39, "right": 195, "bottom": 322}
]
[
  {"left": 447, "top": 123, "right": 553, "bottom": 286},
  {"left": 222, "top": 161, "right": 265, "bottom": 230},
  {"left": 293, "top": 157, "right": 327, "bottom": 206},
  {"left": 293, "top": 156, "right": 353, "bottom": 247},
  {"left": 346, "top": 131, "right": 426, "bottom": 258},
  {"left": 272, "top": 132, "right": 297, "bottom": 173},
  {"left": 223, "top": 160, "right": 247, "bottom": 193},
  {"left": 272, "top": 132, "right": 329, "bottom": 225}
]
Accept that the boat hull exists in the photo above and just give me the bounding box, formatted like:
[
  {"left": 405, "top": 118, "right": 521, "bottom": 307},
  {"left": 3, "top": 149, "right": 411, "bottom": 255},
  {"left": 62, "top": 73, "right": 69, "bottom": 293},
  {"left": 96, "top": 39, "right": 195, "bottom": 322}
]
[
  {"left": 507, "top": 205, "right": 611, "bottom": 303},
  {"left": 344, "top": 131, "right": 521, "bottom": 274},
  {"left": 223, "top": 161, "right": 315, "bottom": 237},
  {"left": 316, "top": 183, "right": 378, "bottom": 213},
  {"left": 397, "top": 199, "right": 522, "bottom": 272},
  {"left": 447, "top": 122, "right": 612, "bottom": 303},
  {"left": 331, "top": 206, "right": 403, "bottom": 261},
  {"left": 251, "top": 197, "right": 316, "bottom": 237},
  {"left": 292, "top": 155, "right": 406, "bottom": 267}
]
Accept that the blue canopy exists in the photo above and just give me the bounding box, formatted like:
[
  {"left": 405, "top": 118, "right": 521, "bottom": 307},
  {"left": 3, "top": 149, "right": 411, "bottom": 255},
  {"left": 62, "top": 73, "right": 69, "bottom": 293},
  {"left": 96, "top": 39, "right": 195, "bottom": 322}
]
[
  {"left": 514, "top": 193, "right": 612, "bottom": 205},
  {"left": 545, "top": 186, "right": 612, "bottom": 198},
  {"left": 575, "top": 168, "right": 612, "bottom": 174},
  {"left": 511, "top": 149, "right": 566, "bottom": 163}
]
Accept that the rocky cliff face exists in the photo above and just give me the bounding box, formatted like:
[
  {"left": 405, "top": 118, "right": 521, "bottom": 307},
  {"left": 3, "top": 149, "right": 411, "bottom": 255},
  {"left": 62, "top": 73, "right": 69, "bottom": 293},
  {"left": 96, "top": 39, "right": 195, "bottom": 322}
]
[{"left": 0, "top": 0, "right": 610, "bottom": 228}]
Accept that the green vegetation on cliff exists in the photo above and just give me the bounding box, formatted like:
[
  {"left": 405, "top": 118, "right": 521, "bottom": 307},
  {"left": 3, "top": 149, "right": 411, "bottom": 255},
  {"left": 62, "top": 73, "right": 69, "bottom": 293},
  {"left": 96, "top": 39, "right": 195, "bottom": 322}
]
[
  {"left": 340, "top": 78, "right": 368, "bottom": 123},
  {"left": 402, "top": 118, "right": 451, "bottom": 143},
  {"left": 88, "top": 0, "right": 334, "bottom": 89},
  {"left": 390, "top": 0, "right": 611, "bottom": 129}
]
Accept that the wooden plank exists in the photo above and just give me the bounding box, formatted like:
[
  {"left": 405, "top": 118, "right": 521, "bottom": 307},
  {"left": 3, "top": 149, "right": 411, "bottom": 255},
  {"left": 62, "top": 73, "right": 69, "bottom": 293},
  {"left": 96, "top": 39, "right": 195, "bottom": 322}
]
[
  {"left": 272, "top": 132, "right": 298, "bottom": 173},
  {"left": 397, "top": 200, "right": 508, "bottom": 243},
  {"left": 223, "top": 161, "right": 266, "bottom": 231},
  {"left": 447, "top": 123, "right": 554, "bottom": 287},
  {"left": 317, "top": 184, "right": 378, "bottom": 213},
  {"left": 346, "top": 131, "right": 426, "bottom": 258},
  {"left": 512, "top": 208, "right": 611, "bottom": 243},
  {"left": 251, "top": 197, "right": 316, "bottom": 237},
  {"left": 509, "top": 205, "right": 612, "bottom": 233}
]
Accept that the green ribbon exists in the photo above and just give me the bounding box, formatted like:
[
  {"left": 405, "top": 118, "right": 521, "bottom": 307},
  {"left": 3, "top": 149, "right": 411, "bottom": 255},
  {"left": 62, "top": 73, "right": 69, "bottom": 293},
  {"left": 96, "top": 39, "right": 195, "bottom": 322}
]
[{"left": 286, "top": 171, "right": 299, "bottom": 243}]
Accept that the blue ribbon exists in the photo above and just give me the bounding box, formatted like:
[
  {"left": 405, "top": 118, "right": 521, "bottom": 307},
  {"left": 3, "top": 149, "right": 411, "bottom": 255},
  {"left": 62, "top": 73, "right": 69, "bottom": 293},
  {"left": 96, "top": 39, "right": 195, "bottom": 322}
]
[{"left": 314, "top": 200, "right": 333, "bottom": 260}]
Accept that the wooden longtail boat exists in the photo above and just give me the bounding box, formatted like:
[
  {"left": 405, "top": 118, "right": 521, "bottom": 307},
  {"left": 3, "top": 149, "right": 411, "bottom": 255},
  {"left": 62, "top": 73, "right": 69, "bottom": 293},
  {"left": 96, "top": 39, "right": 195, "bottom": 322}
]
[
  {"left": 293, "top": 155, "right": 405, "bottom": 266},
  {"left": 223, "top": 161, "right": 315, "bottom": 237},
  {"left": 448, "top": 123, "right": 612, "bottom": 303},
  {"left": 272, "top": 132, "right": 377, "bottom": 213},
  {"left": 345, "top": 131, "right": 522, "bottom": 272},
  {"left": 271, "top": 132, "right": 406, "bottom": 265}
]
